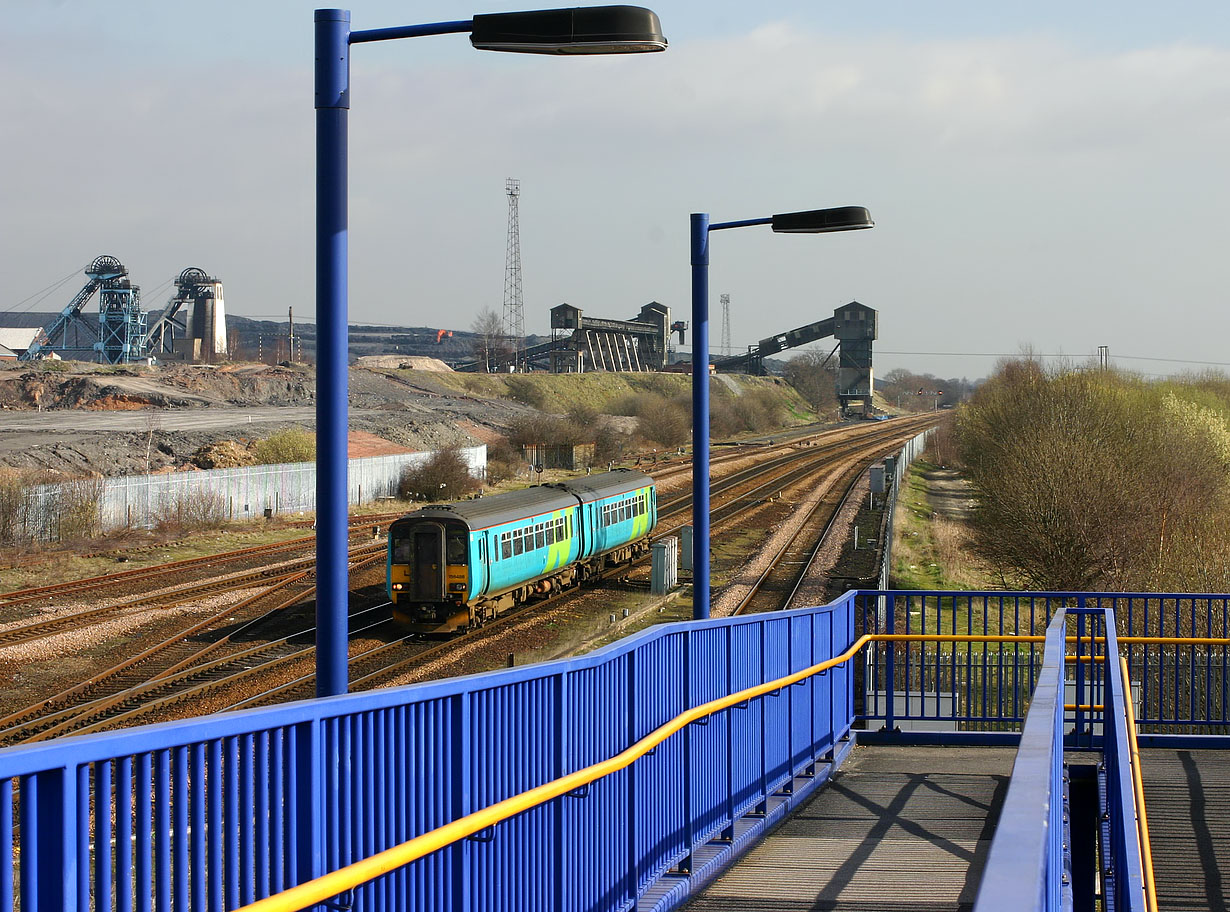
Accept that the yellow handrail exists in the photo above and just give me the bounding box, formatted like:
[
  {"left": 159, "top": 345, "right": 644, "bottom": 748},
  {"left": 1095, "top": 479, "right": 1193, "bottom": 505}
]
[
  {"left": 237, "top": 636, "right": 878, "bottom": 912},
  {"left": 1120, "top": 657, "right": 1158, "bottom": 912},
  {"left": 236, "top": 629, "right": 1212, "bottom": 912}
]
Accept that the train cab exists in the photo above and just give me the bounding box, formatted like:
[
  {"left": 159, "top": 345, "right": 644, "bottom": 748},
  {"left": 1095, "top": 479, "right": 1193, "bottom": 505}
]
[{"left": 388, "top": 512, "right": 477, "bottom": 627}]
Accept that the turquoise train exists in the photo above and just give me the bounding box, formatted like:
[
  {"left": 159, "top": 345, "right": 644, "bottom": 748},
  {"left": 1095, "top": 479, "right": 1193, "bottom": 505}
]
[{"left": 387, "top": 469, "right": 657, "bottom": 632}]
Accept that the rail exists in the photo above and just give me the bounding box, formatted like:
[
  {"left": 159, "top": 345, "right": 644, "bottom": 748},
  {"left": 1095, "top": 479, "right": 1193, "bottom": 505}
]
[
  {"left": 972, "top": 610, "right": 1069, "bottom": 912},
  {"left": 857, "top": 591, "right": 1230, "bottom": 739},
  {"left": 0, "top": 592, "right": 862, "bottom": 912},
  {"left": 1096, "top": 606, "right": 1149, "bottom": 912},
  {"left": 0, "top": 591, "right": 1222, "bottom": 911},
  {"left": 974, "top": 604, "right": 1162, "bottom": 912}
]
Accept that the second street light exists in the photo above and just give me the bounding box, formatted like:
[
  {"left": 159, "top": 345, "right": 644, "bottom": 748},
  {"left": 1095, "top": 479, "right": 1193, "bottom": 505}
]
[
  {"left": 689, "top": 206, "right": 874, "bottom": 620},
  {"left": 315, "top": 6, "right": 666, "bottom": 697}
]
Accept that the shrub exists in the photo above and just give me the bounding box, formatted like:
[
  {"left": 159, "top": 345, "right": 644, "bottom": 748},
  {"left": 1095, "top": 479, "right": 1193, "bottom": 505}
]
[
  {"left": 253, "top": 428, "right": 316, "bottom": 465},
  {"left": 53, "top": 476, "right": 104, "bottom": 540},
  {"left": 956, "top": 361, "right": 1230, "bottom": 591},
  {"left": 711, "top": 387, "right": 786, "bottom": 436},
  {"left": 399, "top": 447, "right": 480, "bottom": 502},
  {"left": 637, "top": 397, "right": 690, "bottom": 447},
  {"left": 153, "top": 489, "right": 230, "bottom": 531},
  {"left": 0, "top": 471, "right": 30, "bottom": 544},
  {"left": 485, "top": 438, "right": 524, "bottom": 485}
]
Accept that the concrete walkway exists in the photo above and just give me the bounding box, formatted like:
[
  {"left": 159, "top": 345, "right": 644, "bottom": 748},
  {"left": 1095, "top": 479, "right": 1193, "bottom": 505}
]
[{"left": 682, "top": 745, "right": 1014, "bottom": 912}]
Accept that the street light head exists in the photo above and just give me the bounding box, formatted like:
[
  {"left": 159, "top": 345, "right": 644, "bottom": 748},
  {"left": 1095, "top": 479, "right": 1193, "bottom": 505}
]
[
  {"left": 470, "top": 6, "right": 667, "bottom": 54},
  {"left": 771, "top": 206, "right": 874, "bottom": 234}
]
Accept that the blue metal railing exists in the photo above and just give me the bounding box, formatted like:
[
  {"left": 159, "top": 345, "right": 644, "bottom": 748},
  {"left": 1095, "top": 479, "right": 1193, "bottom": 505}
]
[
  {"left": 974, "top": 603, "right": 1153, "bottom": 912},
  {"left": 2, "top": 589, "right": 1222, "bottom": 910},
  {"left": 1096, "top": 606, "right": 1149, "bottom": 912},
  {"left": 856, "top": 591, "right": 1230, "bottom": 739},
  {"left": 972, "top": 609, "right": 1069, "bottom": 912},
  {"left": 0, "top": 594, "right": 859, "bottom": 912}
]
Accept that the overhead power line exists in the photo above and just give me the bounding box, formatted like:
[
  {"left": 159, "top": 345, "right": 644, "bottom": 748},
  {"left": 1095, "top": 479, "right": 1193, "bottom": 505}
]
[{"left": 875, "top": 350, "right": 1230, "bottom": 369}]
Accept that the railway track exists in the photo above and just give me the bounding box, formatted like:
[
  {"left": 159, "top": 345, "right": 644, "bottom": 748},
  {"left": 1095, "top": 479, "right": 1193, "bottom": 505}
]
[
  {"left": 161, "top": 418, "right": 937, "bottom": 712},
  {"left": 0, "top": 416, "right": 936, "bottom": 744},
  {"left": 0, "top": 513, "right": 400, "bottom": 612},
  {"left": 729, "top": 448, "right": 889, "bottom": 616},
  {"left": 0, "top": 552, "right": 388, "bottom": 744}
]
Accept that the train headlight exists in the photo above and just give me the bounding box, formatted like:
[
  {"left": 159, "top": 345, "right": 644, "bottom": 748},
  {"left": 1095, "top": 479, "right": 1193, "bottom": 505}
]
[
  {"left": 450, "top": 583, "right": 467, "bottom": 592},
  {"left": 392, "top": 583, "right": 404, "bottom": 591}
]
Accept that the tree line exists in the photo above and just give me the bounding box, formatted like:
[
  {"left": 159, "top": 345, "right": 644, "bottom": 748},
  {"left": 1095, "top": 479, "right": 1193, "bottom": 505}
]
[{"left": 954, "top": 359, "right": 1230, "bottom": 592}]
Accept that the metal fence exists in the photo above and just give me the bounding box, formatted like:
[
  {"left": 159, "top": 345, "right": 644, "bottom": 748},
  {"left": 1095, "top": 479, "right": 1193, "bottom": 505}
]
[
  {"left": 973, "top": 603, "right": 1151, "bottom": 912},
  {"left": 0, "top": 591, "right": 856, "bottom": 912},
  {"left": 9, "top": 445, "right": 486, "bottom": 541},
  {"left": 856, "top": 591, "right": 1230, "bottom": 738},
  {"left": 0, "top": 589, "right": 1220, "bottom": 911},
  {"left": 876, "top": 428, "right": 932, "bottom": 590},
  {"left": 972, "top": 610, "right": 1069, "bottom": 912}
]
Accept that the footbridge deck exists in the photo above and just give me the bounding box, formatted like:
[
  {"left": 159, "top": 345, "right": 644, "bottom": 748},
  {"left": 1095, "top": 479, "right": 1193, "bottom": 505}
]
[{"left": 679, "top": 745, "right": 1012, "bottom": 912}]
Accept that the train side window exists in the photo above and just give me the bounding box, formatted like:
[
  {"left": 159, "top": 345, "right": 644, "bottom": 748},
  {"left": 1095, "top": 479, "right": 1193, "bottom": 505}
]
[
  {"left": 501, "top": 534, "right": 512, "bottom": 560},
  {"left": 513, "top": 532, "right": 524, "bottom": 556},
  {"left": 535, "top": 525, "right": 545, "bottom": 549},
  {"left": 545, "top": 524, "right": 555, "bottom": 545}
]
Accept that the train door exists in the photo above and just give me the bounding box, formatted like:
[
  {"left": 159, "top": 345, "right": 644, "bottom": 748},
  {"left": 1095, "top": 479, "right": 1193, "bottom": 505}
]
[{"left": 411, "top": 523, "right": 445, "bottom": 601}]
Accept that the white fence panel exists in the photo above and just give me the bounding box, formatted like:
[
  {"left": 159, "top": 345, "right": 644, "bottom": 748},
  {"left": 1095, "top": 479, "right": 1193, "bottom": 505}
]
[{"left": 18, "top": 445, "right": 486, "bottom": 540}]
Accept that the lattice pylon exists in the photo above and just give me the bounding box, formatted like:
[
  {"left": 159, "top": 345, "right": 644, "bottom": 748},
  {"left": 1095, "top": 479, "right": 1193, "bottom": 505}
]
[
  {"left": 720, "top": 293, "right": 732, "bottom": 357},
  {"left": 502, "top": 178, "right": 524, "bottom": 370}
]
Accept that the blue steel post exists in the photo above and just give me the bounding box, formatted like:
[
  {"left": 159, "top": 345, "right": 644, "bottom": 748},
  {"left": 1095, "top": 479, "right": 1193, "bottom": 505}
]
[
  {"left": 885, "top": 595, "right": 896, "bottom": 731},
  {"left": 315, "top": 9, "right": 352, "bottom": 697},
  {"left": 690, "top": 213, "right": 710, "bottom": 620}
]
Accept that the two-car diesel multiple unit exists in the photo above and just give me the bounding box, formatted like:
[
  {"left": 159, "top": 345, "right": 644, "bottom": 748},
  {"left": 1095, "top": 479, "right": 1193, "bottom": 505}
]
[{"left": 387, "top": 469, "right": 656, "bottom": 632}]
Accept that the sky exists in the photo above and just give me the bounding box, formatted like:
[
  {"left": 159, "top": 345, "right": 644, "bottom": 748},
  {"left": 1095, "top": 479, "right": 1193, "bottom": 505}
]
[{"left": 2, "top": 1, "right": 1229, "bottom": 381}]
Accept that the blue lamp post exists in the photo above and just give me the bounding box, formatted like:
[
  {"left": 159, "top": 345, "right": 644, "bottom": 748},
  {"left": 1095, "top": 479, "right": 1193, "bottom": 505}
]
[
  {"left": 689, "top": 206, "right": 874, "bottom": 620},
  {"left": 315, "top": 7, "right": 666, "bottom": 697}
]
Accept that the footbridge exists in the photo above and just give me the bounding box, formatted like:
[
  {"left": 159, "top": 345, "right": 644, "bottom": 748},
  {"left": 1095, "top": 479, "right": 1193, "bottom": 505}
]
[{"left": 0, "top": 590, "right": 1225, "bottom": 911}]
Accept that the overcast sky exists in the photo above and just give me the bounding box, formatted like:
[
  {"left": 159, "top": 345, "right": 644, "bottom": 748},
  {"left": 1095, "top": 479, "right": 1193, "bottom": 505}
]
[{"left": 3, "top": 1, "right": 1229, "bottom": 380}]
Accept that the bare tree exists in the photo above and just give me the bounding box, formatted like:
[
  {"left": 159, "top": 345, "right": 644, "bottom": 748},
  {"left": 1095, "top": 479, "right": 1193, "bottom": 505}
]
[{"left": 471, "top": 308, "right": 509, "bottom": 373}]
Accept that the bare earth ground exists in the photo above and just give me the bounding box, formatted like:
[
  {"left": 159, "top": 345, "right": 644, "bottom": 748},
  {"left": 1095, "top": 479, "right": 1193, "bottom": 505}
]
[
  {"left": 923, "top": 466, "right": 976, "bottom": 521},
  {"left": 0, "top": 360, "right": 537, "bottom": 477}
]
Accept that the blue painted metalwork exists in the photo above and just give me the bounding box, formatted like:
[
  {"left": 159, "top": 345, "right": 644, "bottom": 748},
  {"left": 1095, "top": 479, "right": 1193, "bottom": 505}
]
[
  {"left": 972, "top": 609, "right": 1069, "bottom": 912},
  {"left": 1097, "top": 606, "right": 1149, "bottom": 912},
  {"left": 314, "top": 7, "right": 353, "bottom": 698},
  {"left": 856, "top": 591, "right": 1230, "bottom": 741},
  {"left": 973, "top": 601, "right": 1161, "bottom": 912},
  {"left": 2, "top": 589, "right": 1224, "bottom": 909},
  {"left": 0, "top": 593, "right": 858, "bottom": 911},
  {"left": 689, "top": 212, "right": 711, "bottom": 620}
]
